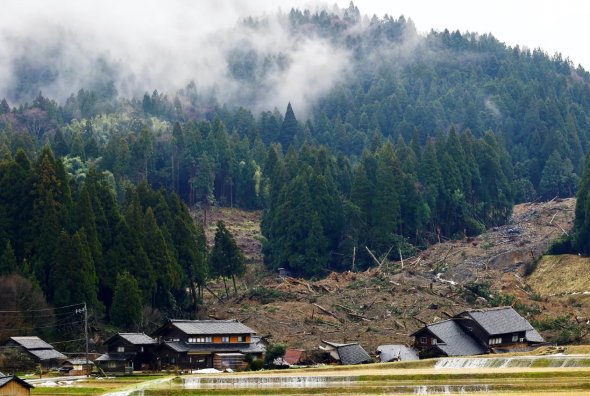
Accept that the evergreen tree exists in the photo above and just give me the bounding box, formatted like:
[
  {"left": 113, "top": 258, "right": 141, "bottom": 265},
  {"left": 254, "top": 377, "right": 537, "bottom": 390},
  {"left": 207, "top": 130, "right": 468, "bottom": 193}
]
[
  {"left": 573, "top": 153, "right": 590, "bottom": 255},
  {"left": 51, "top": 230, "right": 101, "bottom": 310},
  {"left": 110, "top": 272, "right": 142, "bottom": 328},
  {"left": 0, "top": 241, "right": 17, "bottom": 275},
  {"left": 209, "top": 220, "right": 245, "bottom": 296},
  {"left": 279, "top": 103, "right": 298, "bottom": 150}
]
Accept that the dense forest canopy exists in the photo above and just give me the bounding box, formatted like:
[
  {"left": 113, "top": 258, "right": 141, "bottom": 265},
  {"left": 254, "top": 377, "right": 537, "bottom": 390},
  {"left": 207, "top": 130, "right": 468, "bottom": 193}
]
[{"left": 1, "top": 3, "right": 590, "bottom": 329}]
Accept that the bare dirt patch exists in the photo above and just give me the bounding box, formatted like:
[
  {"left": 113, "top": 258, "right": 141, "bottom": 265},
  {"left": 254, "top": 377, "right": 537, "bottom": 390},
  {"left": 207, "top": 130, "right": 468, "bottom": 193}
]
[{"left": 196, "top": 198, "right": 590, "bottom": 355}]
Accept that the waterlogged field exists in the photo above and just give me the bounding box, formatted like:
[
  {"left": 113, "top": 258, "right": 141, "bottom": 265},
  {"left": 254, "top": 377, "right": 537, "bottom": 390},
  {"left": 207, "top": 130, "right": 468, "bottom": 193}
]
[{"left": 31, "top": 355, "right": 590, "bottom": 395}]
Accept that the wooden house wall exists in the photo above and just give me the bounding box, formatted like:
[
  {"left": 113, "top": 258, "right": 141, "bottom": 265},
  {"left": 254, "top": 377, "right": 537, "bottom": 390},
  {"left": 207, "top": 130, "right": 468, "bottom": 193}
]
[{"left": 0, "top": 380, "right": 30, "bottom": 396}]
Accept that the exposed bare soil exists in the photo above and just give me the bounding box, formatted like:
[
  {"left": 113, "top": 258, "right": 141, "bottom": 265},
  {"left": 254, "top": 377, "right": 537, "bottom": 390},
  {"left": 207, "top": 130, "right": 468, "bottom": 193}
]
[{"left": 195, "top": 198, "right": 590, "bottom": 356}]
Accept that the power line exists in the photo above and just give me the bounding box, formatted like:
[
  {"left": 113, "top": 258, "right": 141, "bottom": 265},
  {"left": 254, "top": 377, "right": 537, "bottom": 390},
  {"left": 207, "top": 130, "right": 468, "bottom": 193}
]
[
  {"left": 0, "top": 319, "right": 83, "bottom": 331},
  {"left": 0, "top": 302, "right": 84, "bottom": 314}
]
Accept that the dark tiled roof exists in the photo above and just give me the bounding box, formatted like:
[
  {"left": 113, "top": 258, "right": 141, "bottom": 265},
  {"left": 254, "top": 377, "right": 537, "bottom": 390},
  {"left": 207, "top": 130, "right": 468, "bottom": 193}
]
[
  {"left": 525, "top": 328, "right": 545, "bottom": 343},
  {"left": 337, "top": 343, "right": 371, "bottom": 365},
  {"left": 169, "top": 319, "right": 256, "bottom": 335},
  {"left": 10, "top": 336, "right": 53, "bottom": 350},
  {"left": 462, "top": 306, "right": 534, "bottom": 335},
  {"left": 377, "top": 345, "right": 419, "bottom": 362},
  {"left": 0, "top": 376, "right": 34, "bottom": 389},
  {"left": 117, "top": 333, "right": 156, "bottom": 345},
  {"left": 424, "top": 320, "right": 487, "bottom": 357},
  {"left": 162, "top": 341, "right": 264, "bottom": 354},
  {"left": 63, "top": 358, "right": 94, "bottom": 365},
  {"left": 95, "top": 353, "right": 134, "bottom": 362},
  {"left": 28, "top": 349, "right": 67, "bottom": 361}
]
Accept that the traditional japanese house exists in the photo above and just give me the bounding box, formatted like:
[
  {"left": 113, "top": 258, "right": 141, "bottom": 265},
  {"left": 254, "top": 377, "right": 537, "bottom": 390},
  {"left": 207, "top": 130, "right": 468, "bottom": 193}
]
[
  {"left": 95, "top": 333, "right": 156, "bottom": 374},
  {"left": 411, "top": 306, "right": 545, "bottom": 358},
  {"left": 2, "top": 337, "right": 66, "bottom": 370},
  {"left": 0, "top": 375, "right": 33, "bottom": 396},
  {"left": 152, "top": 319, "right": 264, "bottom": 371}
]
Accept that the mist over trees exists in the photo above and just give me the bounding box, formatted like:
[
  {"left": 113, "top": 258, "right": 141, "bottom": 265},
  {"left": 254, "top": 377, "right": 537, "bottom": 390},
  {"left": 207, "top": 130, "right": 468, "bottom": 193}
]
[{"left": 0, "top": 3, "right": 590, "bottom": 328}]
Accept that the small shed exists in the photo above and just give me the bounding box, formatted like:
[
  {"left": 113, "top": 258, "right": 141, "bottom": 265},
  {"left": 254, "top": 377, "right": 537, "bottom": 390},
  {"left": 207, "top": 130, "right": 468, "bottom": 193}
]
[
  {"left": 0, "top": 375, "right": 34, "bottom": 396},
  {"left": 283, "top": 348, "right": 305, "bottom": 365},
  {"left": 376, "top": 345, "right": 419, "bottom": 363},
  {"left": 320, "top": 341, "right": 371, "bottom": 365},
  {"left": 61, "top": 358, "right": 94, "bottom": 375}
]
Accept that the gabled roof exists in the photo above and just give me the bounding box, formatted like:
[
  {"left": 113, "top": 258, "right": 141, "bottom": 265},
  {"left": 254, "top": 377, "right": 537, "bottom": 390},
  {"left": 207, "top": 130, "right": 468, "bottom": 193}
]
[
  {"left": 525, "top": 328, "right": 545, "bottom": 343},
  {"left": 106, "top": 333, "right": 156, "bottom": 345},
  {"left": 161, "top": 341, "right": 264, "bottom": 354},
  {"left": 283, "top": 348, "right": 305, "bottom": 365},
  {"left": 162, "top": 319, "right": 256, "bottom": 335},
  {"left": 337, "top": 344, "right": 372, "bottom": 365},
  {"left": 459, "top": 306, "right": 535, "bottom": 335},
  {"left": 95, "top": 353, "right": 134, "bottom": 362},
  {"left": 0, "top": 376, "right": 34, "bottom": 389},
  {"left": 8, "top": 336, "right": 66, "bottom": 361},
  {"left": 377, "top": 345, "right": 419, "bottom": 362},
  {"left": 9, "top": 336, "right": 53, "bottom": 350},
  {"left": 28, "top": 349, "right": 67, "bottom": 361},
  {"left": 417, "top": 319, "right": 487, "bottom": 357},
  {"left": 63, "top": 358, "right": 94, "bottom": 365}
]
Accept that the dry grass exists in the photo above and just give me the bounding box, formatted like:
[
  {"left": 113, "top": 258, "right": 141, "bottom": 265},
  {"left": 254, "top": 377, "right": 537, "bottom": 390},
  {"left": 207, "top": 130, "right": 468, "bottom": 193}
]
[{"left": 527, "top": 255, "right": 590, "bottom": 296}]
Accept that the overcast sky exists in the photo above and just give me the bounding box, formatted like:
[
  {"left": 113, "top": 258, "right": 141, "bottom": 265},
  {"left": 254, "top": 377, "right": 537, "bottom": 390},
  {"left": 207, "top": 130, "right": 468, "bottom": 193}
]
[
  {"left": 1, "top": 0, "right": 588, "bottom": 107},
  {"left": 270, "top": 0, "right": 590, "bottom": 70}
]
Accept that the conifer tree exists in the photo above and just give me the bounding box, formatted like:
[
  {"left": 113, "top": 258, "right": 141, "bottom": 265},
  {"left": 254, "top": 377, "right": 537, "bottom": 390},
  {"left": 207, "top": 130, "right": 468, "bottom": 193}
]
[
  {"left": 142, "top": 207, "right": 181, "bottom": 310},
  {"left": 0, "top": 240, "right": 17, "bottom": 275},
  {"left": 209, "top": 220, "right": 245, "bottom": 296},
  {"left": 573, "top": 154, "right": 590, "bottom": 255},
  {"left": 110, "top": 272, "right": 142, "bottom": 328},
  {"left": 279, "top": 103, "right": 298, "bottom": 149}
]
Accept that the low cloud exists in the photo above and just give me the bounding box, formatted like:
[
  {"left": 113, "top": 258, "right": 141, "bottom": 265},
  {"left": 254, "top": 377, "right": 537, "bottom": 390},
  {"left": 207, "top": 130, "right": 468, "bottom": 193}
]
[{"left": 0, "top": 0, "right": 351, "bottom": 116}]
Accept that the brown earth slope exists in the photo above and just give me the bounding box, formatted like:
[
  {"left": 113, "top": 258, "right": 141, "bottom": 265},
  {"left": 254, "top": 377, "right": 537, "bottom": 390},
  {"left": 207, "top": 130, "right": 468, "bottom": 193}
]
[{"left": 195, "top": 198, "right": 589, "bottom": 356}]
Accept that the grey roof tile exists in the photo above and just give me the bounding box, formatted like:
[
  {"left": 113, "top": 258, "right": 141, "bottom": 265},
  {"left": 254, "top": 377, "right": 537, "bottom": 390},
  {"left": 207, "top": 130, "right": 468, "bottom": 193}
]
[
  {"left": 95, "top": 353, "right": 134, "bottom": 362},
  {"left": 117, "top": 333, "right": 156, "bottom": 345},
  {"left": 170, "top": 320, "right": 256, "bottom": 335},
  {"left": 10, "top": 336, "right": 53, "bottom": 350},
  {"left": 525, "top": 328, "right": 545, "bottom": 343},
  {"left": 28, "top": 349, "right": 67, "bottom": 361},
  {"left": 162, "top": 341, "right": 264, "bottom": 354},
  {"left": 425, "top": 320, "right": 487, "bottom": 356},
  {"left": 377, "top": 345, "right": 419, "bottom": 362},
  {"left": 462, "top": 307, "right": 534, "bottom": 335},
  {"left": 336, "top": 344, "right": 371, "bottom": 365},
  {"left": 0, "top": 376, "right": 33, "bottom": 389}
]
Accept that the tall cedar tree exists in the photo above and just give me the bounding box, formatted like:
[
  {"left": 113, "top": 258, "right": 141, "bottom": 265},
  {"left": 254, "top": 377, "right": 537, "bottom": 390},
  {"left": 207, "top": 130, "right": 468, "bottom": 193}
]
[
  {"left": 279, "top": 103, "right": 298, "bottom": 150},
  {"left": 0, "top": 241, "right": 17, "bottom": 275},
  {"left": 110, "top": 272, "right": 142, "bottom": 328},
  {"left": 209, "top": 220, "right": 245, "bottom": 296},
  {"left": 574, "top": 153, "right": 590, "bottom": 255}
]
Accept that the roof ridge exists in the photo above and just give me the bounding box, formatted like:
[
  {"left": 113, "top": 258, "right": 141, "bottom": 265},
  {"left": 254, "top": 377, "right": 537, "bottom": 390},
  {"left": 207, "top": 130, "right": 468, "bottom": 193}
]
[
  {"left": 465, "top": 306, "right": 514, "bottom": 313},
  {"left": 170, "top": 319, "right": 239, "bottom": 322}
]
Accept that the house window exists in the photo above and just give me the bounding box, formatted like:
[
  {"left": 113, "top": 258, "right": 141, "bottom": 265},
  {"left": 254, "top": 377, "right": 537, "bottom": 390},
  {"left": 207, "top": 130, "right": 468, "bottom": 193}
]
[
  {"left": 117, "top": 346, "right": 124, "bottom": 353},
  {"left": 431, "top": 338, "right": 437, "bottom": 345},
  {"left": 489, "top": 337, "right": 502, "bottom": 345},
  {"left": 188, "top": 337, "right": 196, "bottom": 343},
  {"left": 419, "top": 337, "right": 427, "bottom": 344},
  {"left": 108, "top": 361, "right": 117, "bottom": 368},
  {"left": 512, "top": 334, "right": 519, "bottom": 342},
  {"left": 237, "top": 336, "right": 246, "bottom": 342},
  {"left": 164, "top": 338, "right": 180, "bottom": 342},
  {"left": 140, "top": 346, "right": 144, "bottom": 352},
  {"left": 196, "top": 336, "right": 212, "bottom": 343},
  {"left": 221, "top": 336, "right": 230, "bottom": 343}
]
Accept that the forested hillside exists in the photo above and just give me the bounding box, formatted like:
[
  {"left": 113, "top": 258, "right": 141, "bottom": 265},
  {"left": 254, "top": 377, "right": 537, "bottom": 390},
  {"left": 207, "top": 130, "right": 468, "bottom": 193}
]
[{"left": 1, "top": 3, "right": 590, "bottom": 329}]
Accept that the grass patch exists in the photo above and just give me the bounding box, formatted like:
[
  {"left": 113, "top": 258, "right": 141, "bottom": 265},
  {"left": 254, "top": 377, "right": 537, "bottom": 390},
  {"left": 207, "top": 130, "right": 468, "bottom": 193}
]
[
  {"left": 32, "top": 387, "right": 106, "bottom": 395},
  {"left": 527, "top": 254, "right": 590, "bottom": 295}
]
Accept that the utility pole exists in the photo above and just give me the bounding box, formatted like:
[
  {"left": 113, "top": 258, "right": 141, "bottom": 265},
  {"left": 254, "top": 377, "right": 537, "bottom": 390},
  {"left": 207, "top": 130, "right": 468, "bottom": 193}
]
[{"left": 84, "top": 302, "right": 88, "bottom": 376}]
